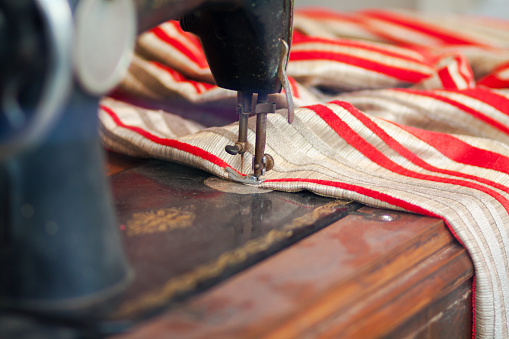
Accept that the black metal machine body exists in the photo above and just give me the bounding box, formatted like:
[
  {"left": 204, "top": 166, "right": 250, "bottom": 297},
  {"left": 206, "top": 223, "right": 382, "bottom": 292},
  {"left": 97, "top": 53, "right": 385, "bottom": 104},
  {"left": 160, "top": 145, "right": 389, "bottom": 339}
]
[{"left": 0, "top": 0, "right": 295, "bottom": 334}]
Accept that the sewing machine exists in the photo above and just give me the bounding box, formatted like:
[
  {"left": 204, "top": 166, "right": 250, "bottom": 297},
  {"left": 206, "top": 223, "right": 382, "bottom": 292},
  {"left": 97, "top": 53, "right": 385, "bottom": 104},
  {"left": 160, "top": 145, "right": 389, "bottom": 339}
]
[{"left": 0, "top": 1, "right": 474, "bottom": 337}]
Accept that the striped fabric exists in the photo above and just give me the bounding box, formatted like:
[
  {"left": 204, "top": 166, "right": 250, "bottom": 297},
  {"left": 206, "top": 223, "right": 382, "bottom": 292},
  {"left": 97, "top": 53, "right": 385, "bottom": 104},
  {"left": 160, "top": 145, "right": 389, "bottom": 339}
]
[{"left": 100, "top": 9, "right": 509, "bottom": 338}]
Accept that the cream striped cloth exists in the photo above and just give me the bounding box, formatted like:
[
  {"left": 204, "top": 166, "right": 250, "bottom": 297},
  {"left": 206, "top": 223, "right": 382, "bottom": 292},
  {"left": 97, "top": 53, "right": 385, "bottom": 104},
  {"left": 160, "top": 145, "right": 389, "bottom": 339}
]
[{"left": 99, "top": 9, "right": 509, "bottom": 338}]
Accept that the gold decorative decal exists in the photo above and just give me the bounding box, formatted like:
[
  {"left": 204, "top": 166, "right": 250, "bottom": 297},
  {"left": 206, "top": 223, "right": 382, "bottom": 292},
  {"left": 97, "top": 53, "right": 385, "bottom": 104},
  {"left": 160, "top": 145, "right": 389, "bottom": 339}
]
[
  {"left": 113, "top": 199, "right": 352, "bottom": 318},
  {"left": 127, "top": 207, "right": 195, "bottom": 236},
  {"left": 282, "top": 199, "right": 349, "bottom": 230}
]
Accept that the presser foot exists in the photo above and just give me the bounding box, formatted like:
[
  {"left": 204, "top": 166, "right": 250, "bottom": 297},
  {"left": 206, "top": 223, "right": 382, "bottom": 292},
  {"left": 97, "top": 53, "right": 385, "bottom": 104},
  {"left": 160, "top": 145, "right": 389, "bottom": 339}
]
[
  {"left": 224, "top": 152, "right": 273, "bottom": 185},
  {"left": 226, "top": 167, "right": 265, "bottom": 185},
  {"left": 225, "top": 152, "right": 273, "bottom": 185}
]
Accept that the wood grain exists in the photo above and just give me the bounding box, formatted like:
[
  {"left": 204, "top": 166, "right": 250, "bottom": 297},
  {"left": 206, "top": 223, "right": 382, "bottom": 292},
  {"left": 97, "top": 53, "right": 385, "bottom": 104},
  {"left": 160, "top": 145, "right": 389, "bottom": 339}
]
[
  {"left": 113, "top": 207, "right": 474, "bottom": 339},
  {"left": 105, "top": 151, "right": 143, "bottom": 176}
]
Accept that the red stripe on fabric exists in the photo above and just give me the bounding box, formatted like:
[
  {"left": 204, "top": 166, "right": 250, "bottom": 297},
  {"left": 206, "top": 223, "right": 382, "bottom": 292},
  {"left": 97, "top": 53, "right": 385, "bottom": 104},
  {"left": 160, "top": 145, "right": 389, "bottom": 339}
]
[
  {"left": 265, "top": 177, "right": 438, "bottom": 216},
  {"left": 477, "top": 62, "right": 509, "bottom": 88},
  {"left": 291, "top": 30, "right": 307, "bottom": 43},
  {"left": 460, "top": 88, "right": 509, "bottom": 117},
  {"left": 289, "top": 50, "right": 429, "bottom": 83},
  {"left": 292, "top": 34, "right": 430, "bottom": 65},
  {"left": 100, "top": 105, "right": 233, "bottom": 171},
  {"left": 265, "top": 177, "right": 466, "bottom": 250},
  {"left": 307, "top": 103, "right": 509, "bottom": 211},
  {"left": 151, "top": 26, "right": 208, "bottom": 69},
  {"left": 438, "top": 55, "right": 473, "bottom": 88},
  {"left": 360, "top": 10, "right": 487, "bottom": 47},
  {"left": 478, "top": 75, "right": 509, "bottom": 89},
  {"left": 171, "top": 21, "right": 203, "bottom": 50},
  {"left": 295, "top": 11, "right": 399, "bottom": 44},
  {"left": 392, "top": 122, "right": 509, "bottom": 176},
  {"left": 330, "top": 100, "right": 509, "bottom": 195},
  {"left": 152, "top": 62, "right": 215, "bottom": 92},
  {"left": 356, "top": 26, "right": 412, "bottom": 46},
  {"left": 438, "top": 66, "right": 460, "bottom": 89},
  {"left": 151, "top": 62, "right": 203, "bottom": 94},
  {"left": 295, "top": 8, "right": 362, "bottom": 23},
  {"left": 485, "top": 61, "right": 509, "bottom": 74},
  {"left": 395, "top": 89, "right": 509, "bottom": 135},
  {"left": 294, "top": 9, "right": 400, "bottom": 43},
  {"left": 455, "top": 55, "right": 474, "bottom": 86}
]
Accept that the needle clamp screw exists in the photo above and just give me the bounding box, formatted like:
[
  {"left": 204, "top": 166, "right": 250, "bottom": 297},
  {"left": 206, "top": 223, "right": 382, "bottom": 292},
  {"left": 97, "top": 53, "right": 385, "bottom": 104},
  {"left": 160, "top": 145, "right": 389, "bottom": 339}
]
[{"left": 225, "top": 145, "right": 240, "bottom": 155}]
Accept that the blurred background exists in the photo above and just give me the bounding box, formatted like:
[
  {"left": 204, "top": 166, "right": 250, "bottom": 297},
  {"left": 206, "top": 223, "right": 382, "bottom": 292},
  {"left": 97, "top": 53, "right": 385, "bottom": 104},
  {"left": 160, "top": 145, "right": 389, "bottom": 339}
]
[{"left": 294, "top": 0, "right": 509, "bottom": 19}]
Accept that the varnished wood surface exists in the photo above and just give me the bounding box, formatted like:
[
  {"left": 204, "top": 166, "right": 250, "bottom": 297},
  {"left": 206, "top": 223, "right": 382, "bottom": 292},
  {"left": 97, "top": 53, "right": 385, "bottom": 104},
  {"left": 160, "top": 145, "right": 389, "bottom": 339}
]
[
  {"left": 105, "top": 151, "right": 144, "bottom": 177},
  {"left": 106, "top": 152, "right": 474, "bottom": 339}
]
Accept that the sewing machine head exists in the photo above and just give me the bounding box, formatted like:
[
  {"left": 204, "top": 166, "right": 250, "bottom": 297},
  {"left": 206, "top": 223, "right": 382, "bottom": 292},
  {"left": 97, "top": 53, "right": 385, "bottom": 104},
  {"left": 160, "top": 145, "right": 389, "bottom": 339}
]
[
  {"left": 181, "top": 0, "right": 294, "bottom": 183},
  {"left": 0, "top": 0, "right": 294, "bottom": 325}
]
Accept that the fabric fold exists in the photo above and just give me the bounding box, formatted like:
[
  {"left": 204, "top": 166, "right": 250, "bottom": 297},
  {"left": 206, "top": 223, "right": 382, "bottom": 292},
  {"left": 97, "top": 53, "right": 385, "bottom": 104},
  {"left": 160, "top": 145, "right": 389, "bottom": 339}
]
[{"left": 100, "top": 9, "right": 509, "bottom": 338}]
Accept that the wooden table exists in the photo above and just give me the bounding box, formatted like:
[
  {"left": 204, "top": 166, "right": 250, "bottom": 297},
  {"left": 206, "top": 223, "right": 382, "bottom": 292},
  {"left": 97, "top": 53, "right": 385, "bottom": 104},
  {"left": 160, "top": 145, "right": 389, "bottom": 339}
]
[{"left": 107, "top": 152, "right": 474, "bottom": 339}]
